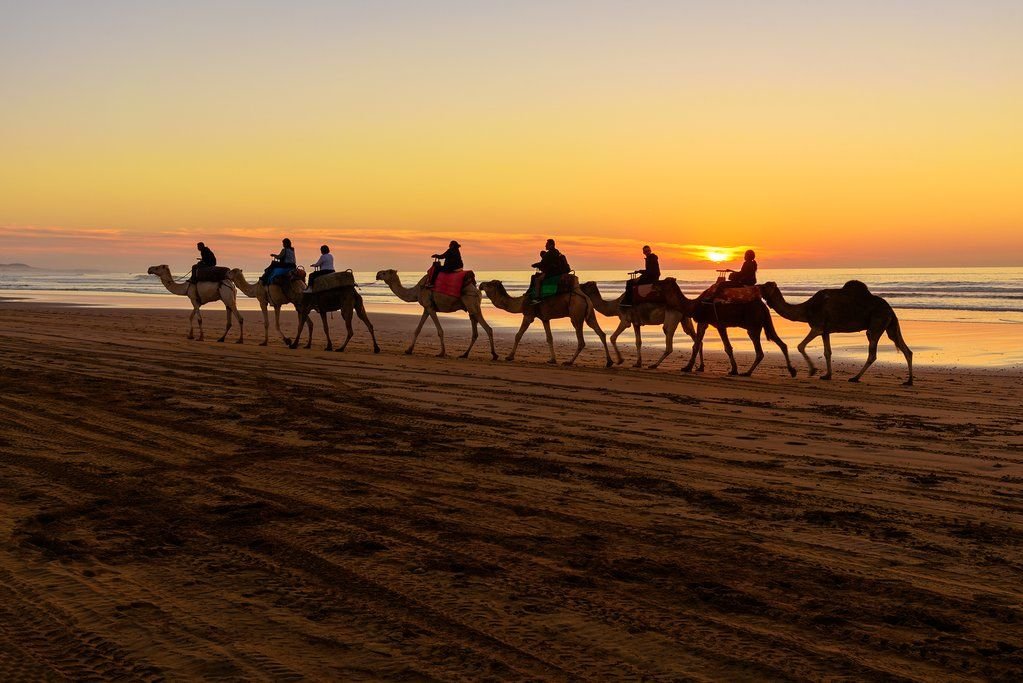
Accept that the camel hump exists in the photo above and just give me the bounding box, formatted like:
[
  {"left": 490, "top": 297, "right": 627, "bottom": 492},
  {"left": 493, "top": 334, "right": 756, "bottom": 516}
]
[{"left": 842, "top": 280, "right": 871, "bottom": 296}]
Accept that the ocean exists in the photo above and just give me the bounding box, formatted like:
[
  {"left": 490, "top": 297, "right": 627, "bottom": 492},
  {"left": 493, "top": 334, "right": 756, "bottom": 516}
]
[{"left": 3, "top": 266, "right": 1022, "bottom": 368}]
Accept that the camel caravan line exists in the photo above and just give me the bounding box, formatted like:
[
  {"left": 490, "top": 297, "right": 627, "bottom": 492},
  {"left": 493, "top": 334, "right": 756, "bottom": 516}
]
[{"left": 149, "top": 245, "right": 913, "bottom": 386}]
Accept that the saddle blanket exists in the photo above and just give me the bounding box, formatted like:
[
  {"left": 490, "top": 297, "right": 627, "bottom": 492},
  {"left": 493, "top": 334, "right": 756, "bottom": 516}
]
[
  {"left": 632, "top": 282, "right": 665, "bottom": 304},
  {"left": 193, "top": 266, "right": 231, "bottom": 282},
  {"left": 310, "top": 270, "right": 356, "bottom": 293},
  {"left": 531, "top": 273, "right": 574, "bottom": 300},
  {"left": 269, "top": 267, "right": 305, "bottom": 287},
  {"left": 426, "top": 267, "right": 472, "bottom": 298},
  {"left": 698, "top": 283, "right": 761, "bottom": 304}
]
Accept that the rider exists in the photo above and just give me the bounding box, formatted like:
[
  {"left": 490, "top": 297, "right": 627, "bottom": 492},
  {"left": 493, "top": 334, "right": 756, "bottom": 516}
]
[
  {"left": 622, "top": 245, "right": 660, "bottom": 306},
  {"left": 725, "top": 249, "right": 757, "bottom": 286},
  {"left": 307, "top": 244, "right": 335, "bottom": 288},
  {"left": 529, "top": 239, "right": 570, "bottom": 303},
  {"left": 428, "top": 240, "right": 463, "bottom": 286},
  {"left": 260, "top": 238, "right": 297, "bottom": 285},
  {"left": 190, "top": 242, "right": 217, "bottom": 282}
]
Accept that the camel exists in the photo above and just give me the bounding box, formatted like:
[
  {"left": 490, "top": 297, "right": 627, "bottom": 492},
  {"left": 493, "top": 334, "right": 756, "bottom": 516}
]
[
  {"left": 479, "top": 277, "right": 613, "bottom": 368},
  {"left": 760, "top": 281, "right": 913, "bottom": 385},
  {"left": 291, "top": 284, "right": 380, "bottom": 353},
  {"left": 661, "top": 278, "right": 795, "bottom": 377},
  {"left": 580, "top": 281, "right": 702, "bottom": 370},
  {"left": 229, "top": 268, "right": 313, "bottom": 347},
  {"left": 148, "top": 265, "right": 244, "bottom": 343},
  {"left": 375, "top": 269, "right": 497, "bottom": 360}
]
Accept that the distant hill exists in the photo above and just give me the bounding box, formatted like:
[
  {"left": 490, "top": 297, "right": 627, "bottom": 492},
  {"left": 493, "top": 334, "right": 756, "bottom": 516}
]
[{"left": 0, "top": 263, "right": 39, "bottom": 271}]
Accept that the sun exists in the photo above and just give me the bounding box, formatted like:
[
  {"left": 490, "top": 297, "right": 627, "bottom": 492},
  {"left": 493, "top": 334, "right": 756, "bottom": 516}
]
[{"left": 705, "top": 249, "right": 731, "bottom": 263}]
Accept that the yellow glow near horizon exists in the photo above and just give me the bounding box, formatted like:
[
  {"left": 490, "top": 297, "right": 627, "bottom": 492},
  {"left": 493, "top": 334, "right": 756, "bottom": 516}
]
[{"left": 705, "top": 250, "right": 731, "bottom": 263}]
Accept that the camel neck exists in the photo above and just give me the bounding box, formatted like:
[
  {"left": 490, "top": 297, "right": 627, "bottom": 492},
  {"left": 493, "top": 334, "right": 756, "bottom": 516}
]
[
  {"left": 232, "top": 273, "right": 259, "bottom": 298},
  {"left": 488, "top": 285, "right": 526, "bottom": 314},
  {"left": 158, "top": 273, "right": 189, "bottom": 296},
  {"left": 386, "top": 275, "right": 420, "bottom": 303},
  {"left": 767, "top": 291, "right": 810, "bottom": 323},
  {"left": 587, "top": 286, "right": 620, "bottom": 316}
]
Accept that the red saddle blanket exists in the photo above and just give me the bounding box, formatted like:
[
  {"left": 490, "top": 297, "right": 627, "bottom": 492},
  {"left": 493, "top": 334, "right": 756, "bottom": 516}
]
[
  {"left": 632, "top": 282, "right": 666, "bottom": 304},
  {"left": 698, "top": 283, "right": 761, "bottom": 304},
  {"left": 426, "top": 266, "right": 472, "bottom": 298}
]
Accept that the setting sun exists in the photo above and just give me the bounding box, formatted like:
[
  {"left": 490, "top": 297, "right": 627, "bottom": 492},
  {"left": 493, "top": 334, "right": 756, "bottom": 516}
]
[{"left": 705, "top": 249, "right": 732, "bottom": 263}]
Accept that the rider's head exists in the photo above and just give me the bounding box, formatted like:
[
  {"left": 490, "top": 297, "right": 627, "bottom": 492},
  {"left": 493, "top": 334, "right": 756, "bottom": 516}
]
[
  {"left": 642, "top": 245, "right": 651, "bottom": 255},
  {"left": 745, "top": 249, "right": 755, "bottom": 261},
  {"left": 546, "top": 239, "right": 556, "bottom": 250},
  {"left": 196, "top": 242, "right": 205, "bottom": 250},
  {"left": 320, "top": 244, "right": 329, "bottom": 254},
  {"left": 450, "top": 240, "right": 460, "bottom": 249},
  {"left": 282, "top": 238, "right": 292, "bottom": 248}
]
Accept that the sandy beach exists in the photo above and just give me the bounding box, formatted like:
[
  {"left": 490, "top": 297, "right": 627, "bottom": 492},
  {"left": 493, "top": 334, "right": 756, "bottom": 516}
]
[{"left": 1, "top": 302, "right": 1022, "bottom": 680}]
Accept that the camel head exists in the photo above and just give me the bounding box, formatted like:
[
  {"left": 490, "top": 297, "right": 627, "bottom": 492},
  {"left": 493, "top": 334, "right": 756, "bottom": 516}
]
[
  {"left": 478, "top": 280, "right": 503, "bottom": 300},
  {"left": 375, "top": 269, "right": 396, "bottom": 283},
  {"left": 760, "top": 281, "right": 780, "bottom": 301},
  {"left": 147, "top": 265, "right": 170, "bottom": 277},
  {"left": 579, "top": 281, "right": 599, "bottom": 297}
]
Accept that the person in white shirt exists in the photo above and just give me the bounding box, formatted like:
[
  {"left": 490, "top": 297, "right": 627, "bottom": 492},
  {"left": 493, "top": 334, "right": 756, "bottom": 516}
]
[{"left": 308, "top": 245, "right": 335, "bottom": 288}]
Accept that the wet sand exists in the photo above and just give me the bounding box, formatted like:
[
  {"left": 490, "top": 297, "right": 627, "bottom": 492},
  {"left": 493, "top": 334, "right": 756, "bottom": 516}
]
[{"left": 1, "top": 303, "right": 1022, "bottom": 680}]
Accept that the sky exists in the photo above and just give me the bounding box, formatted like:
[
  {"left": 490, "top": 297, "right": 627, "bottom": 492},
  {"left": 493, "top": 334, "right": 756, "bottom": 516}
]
[{"left": 1, "top": 0, "right": 1021, "bottom": 272}]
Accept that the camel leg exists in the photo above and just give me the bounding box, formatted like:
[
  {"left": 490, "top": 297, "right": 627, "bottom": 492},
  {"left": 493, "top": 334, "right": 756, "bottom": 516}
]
[
  {"left": 337, "top": 304, "right": 355, "bottom": 352},
  {"left": 886, "top": 318, "right": 913, "bottom": 386},
  {"left": 542, "top": 319, "right": 560, "bottom": 365},
  {"left": 429, "top": 311, "right": 447, "bottom": 357},
  {"left": 289, "top": 311, "right": 306, "bottom": 348},
  {"left": 742, "top": 327, "right": 765, "bottom": 376},
  {"left": 609, "top": 319, "right": 629, "bottom": 366},
  {"left": 303, "top": 310, "right": 315, "bottom": 349},
  {"left": 273, "top": 305, "right": 289, "bottom": 346},
  {"left": 717, "top": 326, "right": 739, "bottom": 375},
  {"left": 187, "top": 307, "right": 196, "bottom": 340},
  {"left": 353, "top": 298, "right": 380, "bottom": 353},
  {"left": 507, "top": 316, "right": 533, "bottom": 361},
  {"left": 460, "top": 315, "right": 479, "bottom": 358},
  {"left": 477, "top": 312, "right": 498, "bottom": 360},
  {"left": 850, "top": 326, "right": 885, "bottom": 383},
  {"left": 650, "top": 317, "right": 678, "bottom": 369},
  {"left": 320, "top": 309, "right": 333, "bottom": 351},
  {"left": 680, "top": 316, "right": 703, "bottom": 371},
  {"left": 232, "top": 303, "right": 244, "bottom": 343},
  {"left": 682, "top": 322, "right": 707, "bottom": 373},
  {"left": 194, "top": 303, "right": 205, "bottom": 341},
  {"left": 585, "top": 308, "right": 613, "bottom": 368},
  {"left": 763, "top": 314, "right": 796, "bottom": 377},
  {"left": 797, "top": 329, "right": 820, "bottom": 376},
  {"left": 217, "top": 302, "right": 232, "bottom": 343},
  {"left": 632, "top": 323, "right": 643, "bottom": 368},
  {"left": 259, "top": 301, "right": 270, "bottom": 346},
  {"left": 407, "top": 310, "right": 431, "bottom": 354},
  {"left": 821, "top": 332, "right": 833, "bottom": 380}
]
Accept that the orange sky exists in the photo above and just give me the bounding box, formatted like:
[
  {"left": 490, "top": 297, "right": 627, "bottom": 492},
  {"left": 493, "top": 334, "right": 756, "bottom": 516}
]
[{"left": 2, "top": 2, "right": 1021, "bottom": 271}]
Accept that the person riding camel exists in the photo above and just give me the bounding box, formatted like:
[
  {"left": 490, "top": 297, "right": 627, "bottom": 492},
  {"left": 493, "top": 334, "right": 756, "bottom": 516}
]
[
  {"left": 621, "top": 245, "right": 660, "bottom": 307},
  {"left": 428, "top": 240, "right": 463, "bottom": 286},
  {"left": 529, "top": 238, "right": 571, "bottom": 303},
  {"left": 190, "top": 242, "right": 217, "bottom": 282},
  {"left": 307, "top": 244, "right": 335, "bottom": 289},
  {"left": 725, "top": 249, "right": 758, "bottom": 287},
  {"left": 260, "top": 238, "right": 297, "bottom": 285}
]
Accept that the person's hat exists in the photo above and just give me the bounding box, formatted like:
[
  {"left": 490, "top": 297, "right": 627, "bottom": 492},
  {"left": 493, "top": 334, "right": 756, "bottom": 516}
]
[{"left": 450, "top": 240, "right": 461, "bottom": 248}]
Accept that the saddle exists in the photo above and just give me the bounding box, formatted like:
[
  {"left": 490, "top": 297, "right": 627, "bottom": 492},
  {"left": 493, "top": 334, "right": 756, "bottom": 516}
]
[
  {"left": 310, "top": 270, "right": 356, "bottom": 293},
  {"left": 531, "top": 272, "right": 575, "bottom": 301},
  {"left": 425, "top": 266, "right": 473, "bottom": 298},
  {"left": 269, "top": 267, "right": 305, "bottom": 287},
  {"left": 631, "top": 281, "right": 666, "bottom": 305},
  {"left": 698, "top": 283, "right": 761, "bottom": 304},
  {"left": 192, "top": 266, "right": 231, "bottom": 283}
]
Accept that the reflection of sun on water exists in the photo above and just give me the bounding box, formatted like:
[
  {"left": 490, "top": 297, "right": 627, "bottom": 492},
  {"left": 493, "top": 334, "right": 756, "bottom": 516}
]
[{"left": 705, "top": 249, "right": 731, "bottom": 263}]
